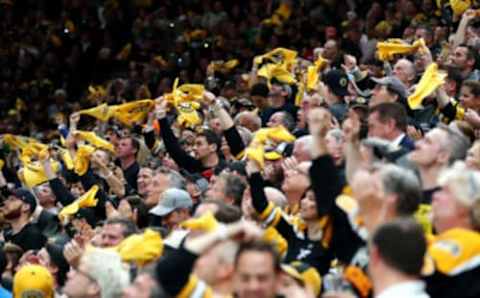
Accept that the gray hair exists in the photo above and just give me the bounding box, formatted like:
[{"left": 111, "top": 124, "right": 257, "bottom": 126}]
[
  {"left": 154, "top": 167, "right": 187, "bottom": 190},
  {"left": 82, "top": 249, "right": 130, "bottom": 298},
  {"left": 326, "top": 128, "right": 344, "bottom": 142},
  {"left": 438, "top": 124, "right": 471, "bottom": 165},
  {"left": 377, "top": 163, "right": 421, "bottom": 216},
  {"left": 220, "top": 173, "right": 246, "bottom": 206}
]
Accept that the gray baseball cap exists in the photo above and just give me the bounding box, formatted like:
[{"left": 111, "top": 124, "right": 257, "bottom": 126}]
[
  {"left": 149, "top": 188, "right": 193, "bottom": 217},
  {"left": 371, "top": 76, "right": 408, "bottom": 100}
]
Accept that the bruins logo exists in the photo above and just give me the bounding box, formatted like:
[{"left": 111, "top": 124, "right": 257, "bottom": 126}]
[
  {"left": 339, "top": 78, "right": 348, "bottom": 87},
  {"left": 178, "top": 102, "right": 194, "bottom": 113}
]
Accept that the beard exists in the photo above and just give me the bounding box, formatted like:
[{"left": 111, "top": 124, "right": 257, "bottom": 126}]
[{"left": 3, "top": 207, "right": 22, "bottom": 221}]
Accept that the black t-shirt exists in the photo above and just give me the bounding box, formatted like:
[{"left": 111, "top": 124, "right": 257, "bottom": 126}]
[
  {"left": 4, "top": 223, "right": 47, "bottom": 252},
  {"left": 123, "top": 161, "right": 140, "bottom": 191}
]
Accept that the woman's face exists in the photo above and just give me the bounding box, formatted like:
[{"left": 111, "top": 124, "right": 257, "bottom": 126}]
[
  {"left": 466, "top": 143, "right": 480, "bottom": 170},
  {"left": 300, "top": 190, "right": 318, "bottom": 220}
]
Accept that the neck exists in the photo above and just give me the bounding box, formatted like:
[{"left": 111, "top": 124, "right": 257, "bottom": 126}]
[
  {"left": 462, "top": 68, "right": 474, "bottom": 79},
  {"left": 271, "top": 98, "right": 285, "bottom": 108},
  {"left": 9, "top": 215, "right": 30, "bottom": 234},
  {"left": 359, "top": 202, "right": 394, "bottom": 235},
  {"left": 212, "top": 278, "right": 233, "bottom": 297},
  {"left": 373, "top": 268, "right": 420, "bottom": 297},
  {"left": 386, "top": 131, "right": 403, "bottom": 142},
  {"left": 120, "top": 155, "right": 136, "bottom": 169},
  {"left": 325, "top": 95, "right": 341, "bottom": 106},
  {"left": 285, "top": 191, "right": 302, "bottom": 208},
  {"left": 418, "top": 163, "right": 444, "bottom": 190},
  {"left": 202, "top": 154, "right": 219, "bottom": 168},
  {"left": 436, "top": 218, "right": 474, "bottom": 234}
]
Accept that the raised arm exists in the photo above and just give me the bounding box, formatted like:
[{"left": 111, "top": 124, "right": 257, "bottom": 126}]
[{"left": 155, "top": 99, "right": 203, "bottom": 173}]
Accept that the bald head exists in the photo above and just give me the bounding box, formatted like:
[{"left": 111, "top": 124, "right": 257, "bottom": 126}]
[
  {"left": 393, "top": 59, "right": 416, "bottom": 87},
  {"left": 293, "top": 135, "right": 313, "bottom": 162}
]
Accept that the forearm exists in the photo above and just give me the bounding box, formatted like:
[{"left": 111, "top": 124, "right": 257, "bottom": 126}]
[
  {"left": 345, "top": 141, "right": 362, "bottom": 185},
  {"left": 247, "top": 172, "right": 269, "bottom": 213}
]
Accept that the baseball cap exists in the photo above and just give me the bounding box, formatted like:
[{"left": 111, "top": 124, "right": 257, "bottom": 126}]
[
  {"left": 323, "top": 69, "right": 349, "bottom": 97},
  {"left": 371, "top": 76, "right": 408, "bottom": 100},
  {"left": 10, "top": 188, "right": 37, "bottom": 214},
  {"left": 149, "top": 188, "right": 193, "bottom": 217},
  {"left": 14, "top": 265, "right": 54, "bottom": 298}
]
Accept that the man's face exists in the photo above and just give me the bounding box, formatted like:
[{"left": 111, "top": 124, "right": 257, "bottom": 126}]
[
  {"left": 409, "top": 128, "right": 447, "bottom": 167},
  {"left": 267, "top": 112, "right": 284, "bottom": 128},
  {"left": 251, "top": 95, "right": 267, "bottom": 108},
  {"left": 368, "top": 111, "right": 391, "bottom": 139},
  {"left": 234, "top": 251, "right": 277, "bottom": 298},
  {"left": 193, "top": 136, "right": 213, "bottom": 160},
  {"left": 450, "top": 47, "right": 470, "bottom": 69},
  {"left": 466, "top": 142, "right": 480, "bottom": 170},
  {"left": 432, "top": 186, "right": 469, "bottom": 233},
  {"left": 459, "top": 86, "right": 479, "bottom": 110},
  {"left": 35, "top": 184, "right": 55, "bottom": 207},
  {"left": 116, "top": 138, "right": 135, "bottom": 159},
  {"left": 161, "top": 210, "right": 188, "bottom": 230},
  {"left": 2, "top": 196, "right": 24, "bottom": 220},
  {"left": 206, "top": 177, "right": 226, "bottom": 201},
  {"left": 393, "top": 60, "right": 414, "bottom": 85},
  {"left": 370, "top": 84, "right": 396, "bottom": 107},
  {"left": 323, "top": 40, "right": 338, "bottom": 60},
  {"left": 100, "top": 223, "right": 125, "bottom": 247},
  {"left": 281, "top": 163, "right": 310, "bottom": 196},
  {"left": 123, "top": 273, "right": 157, "bottom": 298},
  {"left": 145, "top": 173, "right": 170, "bottom": 207},
  {"left": 63, "top": 259, "right": 97, "bottom": 298},
  {"left": 137, "top": 168, "right": 153, "bottom": 196}
]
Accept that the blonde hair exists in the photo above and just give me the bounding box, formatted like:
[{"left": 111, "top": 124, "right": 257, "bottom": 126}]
[{"left": 438, "top": 161, "right": 480, "bottom": 208}]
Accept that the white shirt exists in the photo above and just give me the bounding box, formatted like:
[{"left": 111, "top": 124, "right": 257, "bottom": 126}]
[
  {"left": 390, "top": 133, "right": 406, "bottom": 149},
  {"left": 376, "top": 281, "right": 430, "bottom": 298}
]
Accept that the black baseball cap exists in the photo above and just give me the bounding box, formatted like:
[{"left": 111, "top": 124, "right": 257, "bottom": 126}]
[
  {"left": 323, "top": 69, "right": 349, "bottom": 97},
  {"left": 10, "top": 188, "right": 37, "bottom": 214}
]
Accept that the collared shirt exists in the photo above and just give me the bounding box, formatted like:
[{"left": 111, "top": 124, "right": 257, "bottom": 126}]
[
  {"left": 390, "top": 133, "right": 405, "bottom": 149},
  {"left": 376, "top": 281, "right": 430, "bottom": 298}
]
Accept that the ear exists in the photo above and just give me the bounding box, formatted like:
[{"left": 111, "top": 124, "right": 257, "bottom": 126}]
[
  {"left": 21, "top": 203, "right": 31, "bottom": 214},
  {"left": 437, "top": 150, "right": 450, "bottom": 165},
  {"left": 209, "top": 143, "right": 218, "bottom": 153},
  {"left": 87, "top": 282, "right": 101, "bottom": 297}
]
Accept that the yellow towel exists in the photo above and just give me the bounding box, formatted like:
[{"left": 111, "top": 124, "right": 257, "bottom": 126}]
[
  {"left": 73, "top": 131, "right": 115, "bottom": 153},
  {"left": 114, "top": 229, "right": 164, "bottom": 267},
  {"left": 408, "top": 63, "right": 446, "bottom": 109},
  {"left": 377, "top": 38, "right": 425, "bottom": 61},
  {"left": 58, "top": 185, "right": 99, "bottom": 221},
  {"left": 77, "top": 103, "right": 112, "bottom": 122},
  {"left": 109, "top": 99, "right": 155, "bottom": 126},
  {"left": 74, "top": 145, "right": 96, "bottom": 176},
  {"left": 450, "top": 0, "right": 471, "bottom": 16}
]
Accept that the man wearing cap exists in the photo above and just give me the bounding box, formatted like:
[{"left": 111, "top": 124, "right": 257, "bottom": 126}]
[
  {"left": 149, "top": 188, "right": 193, "bottom": 231},
  {"left": 2, "top": 188, "right": 47, "bottom": 252},
  {"left": 13, "top": 264, "right": 55, "bottom": 298},
  {"left": 323, "top": 69, "right": 350, "bottom": 122},
  {"left": 370, "top": 76, "right": 409, "bottom": 108},
  {"left": 250, "top": 82, "right": 272, "bottom": 126}
]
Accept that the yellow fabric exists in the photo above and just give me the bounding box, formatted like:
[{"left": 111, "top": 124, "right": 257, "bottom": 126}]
[
  {"left": 376, "top": 38, "right": 426, "bottom": 61},
  {"left": 295, "top": 82, "right": 305, "bottom": 107},
  {"left": 87, "top": 85, "right": 107, "bottom": 102},
  {"left": 78, "top": 103, "right": 112, "bottom": 122},
  {"left": 114, "top": 229, "right": 164, "bottom": 266},
  {"left": 65, "top": 20, "right": 75, "bottom": 33},
  {"left": 428, "top": 228, "right": 480, "bottom": 275},
  {"left": 59, "top": 185, "right": 99, "bottom": 221},
  {"left": 0, "top": 159, "right": 3, "bottom": 171},
  {"left": 177, "top": 275, "right": 214, "bottom": 298},
  {"left": 246, "top": 126, "right": 295, "bottom": 168},
  {"left": 254, "top": 48, "right": 297, "bottom": 66},
  {"left": 263, "top": 227, "right": 288, "bottom": 257},
  {"left": 262, "top": 2, "right": 292, "bottom": 27},
  {"left": 21, "top": 160, "right": 60, "bottom": 188},
  {"left": 165, "top": 79, "right": 205, "bottom": 128},
  {"left": 74, "top": 145, "right": 96, "bottom": 176},
  {"left": 180, "top": 211, "right": 219, "bottom": 232},
  {"left": 344, "top": 265, "right": 373, "bottom": 298},
  {"left": 58, "top": 148, "right": 74, "bottom": 170},
  {"left": 306, "top": 56, "right": 328, "bottom": 91},
  {"left": 209, "top": 59, "right": 239, "bottom": 74},
  {"left": 415, "top": 204, "right": 433, "bottom": 235},
  {"left": 110, "top": 99, "right": 155, "bottom": 126},
  {"left": 73, "top": 131, "right": 115, "bottom": 153},
  {"left": 257, "top": 63, "right": 296, "bottom": 84},
  {"left": 408, "top": 63, "right": 446, "bottom": 109},
  {"left": 450, "top": 0, "right": 471, "bottom": 16},
  {"left": 13, "top": 264, "right": 54, "bottom": 298},
  {"left": 336, "top": 194, "right": 358, "bottom": 215}
]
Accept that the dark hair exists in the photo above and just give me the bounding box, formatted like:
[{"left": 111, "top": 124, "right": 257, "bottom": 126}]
[
  {"left": 122, "top": 136, "right": 140, "bottom": 156},
  {"left": 459, "top": 44, "right": 478, "bottom": 68},
  {"left": 280, "top": 111, "right": 295, "bottom": 132},
  {"left": 250, "top": 83, "right": 270, "bottom": 98},
  {"left": 219, "top": 173, "right": 246, "bottom": 207},
  {"left": 201, "top": 199, "right": 242, "bottom": 223},
  {"left": 370, "top": 102, "right": 408, "bottom": 132},
  {"left": 447, "top": 66, "right": 464, "bottom": 90},
  {"left": 462, "top": 80, "right": 480, "bottom": 97},
  {"left": 372, "top": 218, "right": 426, "bottom": 276},
  {"left": 198, "top": 129, "right": 221, "bottom": 151},
  {"left": 126, "top": 195, "right": 149, "bottom": 229},
  {"left": 104, "top": 217, "right": 137, "bottom": 238},
  {"left": 234, "top": 241, "right": 280, "bottom": 271}
]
